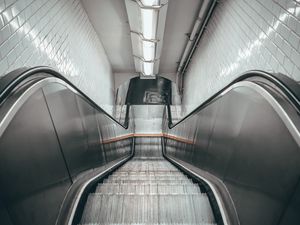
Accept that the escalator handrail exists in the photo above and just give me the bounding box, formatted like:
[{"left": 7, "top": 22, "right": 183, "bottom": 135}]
[
  {"left": 167, "top": 70, "right": 300, "bottom": 129},
  {"left": 0, "top": 66, "right": 130, "bottom": 129}
]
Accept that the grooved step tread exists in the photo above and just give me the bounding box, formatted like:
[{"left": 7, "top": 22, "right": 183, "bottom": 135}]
[
  {"left": 79, "top": 223, "right": 217, "bottom": 225},
  {"left": 103, "top": 180, "right": 194, "bottom": 184},
  {"left": 80, "top": 155, "right": 216, "bottom": 224},
  {"left": 110, "top": 173, "right": 185, "bottom": 176},
  {"left": 81, "top": 194, "right": 215, "bottom": 224},
  {"left": 113, "top": 171, "right": 183, "bottom": 175},
  {"left": 96, "top": 183, "right": 201, "bottom": 194},
  {"left": 106, "top": 177, "right": 188, "bottom": 181}
]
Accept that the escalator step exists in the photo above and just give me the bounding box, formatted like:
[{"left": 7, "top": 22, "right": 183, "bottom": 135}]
[
  {"left": 102, "top": 179, "right": 194, "bottom": 184},
  {"left": 80, "top": 152, "right": 216, "bottom": 225},
  {"left": 80, "top": 223, "right": 217, "bottom": 225},
  {"left": 81, "top": 193, "right": 214, "bottom": 224},
  {"left": 113, "top": 171, "right": 183, "bottom": 175},
  {"left": 109, "top": 173, "right": 185, "bottom": 177},
  {"left": 106, "top": 176, "right": 188, "bottom": 181},
  {"left": 95, "top": 183, "right": 201, "bottom": 194}
]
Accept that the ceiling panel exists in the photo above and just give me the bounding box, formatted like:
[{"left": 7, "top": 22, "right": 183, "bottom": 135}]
[
  {"left": 81, "top": 0, "right": 203, "bottom": 75},
  {"left": 81, "top": 0, "right": 134, "bottom": 73},
  {"left": 159, "top": 0, "right": 203, "bottom": 73}
]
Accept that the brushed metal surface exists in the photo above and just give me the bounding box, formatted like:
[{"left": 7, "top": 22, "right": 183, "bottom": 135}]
[
  {"left": 0, "top": 89, "right": 71, "bottom": 225},
  {"left": 0, "top": 73, "right": 132, "bottom": 225},
  {"left": 163, "top": 81, "right": 300, "bottom": 225}
]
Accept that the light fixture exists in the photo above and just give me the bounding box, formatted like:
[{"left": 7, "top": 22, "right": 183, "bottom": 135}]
[
  {"left": 125, "top": 0, "right": 168, "bottom": 78},
  {"left": 141, "top": 9, "right": 157, "bottom": 39},
  {"left": 142, "top": 41, "right": 155, "bottom": 60},
  {"left": 143, "top": 62, "right": 154, "bottom": 75}
]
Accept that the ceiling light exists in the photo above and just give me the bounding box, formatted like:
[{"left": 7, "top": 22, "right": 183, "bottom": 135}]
[
  {"left": 141, "top": 0, "right": 160, "bottom": 6},
  {"left": 125, "top": 0, "right": 168, "bottom": 77},
  {"left": 141, "top": 9, "right": 156, "bottom": 39},
  {"left": 142, "top": 41, "right": 155, "bottom": 61},
  {"left": 143, "top": 62, "right": 154, "bottom": 75}
]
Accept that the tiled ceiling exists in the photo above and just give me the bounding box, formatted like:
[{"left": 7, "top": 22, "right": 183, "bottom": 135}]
[{"left": 81, "top": 0, "right": 202, "bottom": 74}]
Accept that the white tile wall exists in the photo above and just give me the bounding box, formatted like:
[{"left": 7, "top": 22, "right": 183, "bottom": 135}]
[
  {"left": 0, "top": 0, "right": 114, "bottom": 108},
  {"left": 183, "top": 0, "right": 300, "bottom": 114}
]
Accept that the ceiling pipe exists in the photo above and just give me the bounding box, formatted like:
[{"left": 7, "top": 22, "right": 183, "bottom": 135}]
[{"left": 176, "top": 0, "right": 218, "bottom": 95}]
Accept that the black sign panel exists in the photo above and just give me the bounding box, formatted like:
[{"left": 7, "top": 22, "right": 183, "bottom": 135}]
[{"left": 125, "top": 76, "right": 172, "bottom": 105}]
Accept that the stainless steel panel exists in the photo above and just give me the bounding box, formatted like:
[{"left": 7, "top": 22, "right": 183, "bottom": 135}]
[
  {"left": 0, "top": 89, "right": 70, "bottom": 199},
  {"left": 278, "top": 181, "right": 300, "bottom": 225},
  {"left": 164, "top": 83, "right": 300, "bottom": 225},
  {"left": 0, "top": 198, "right": 13, "bottom": 225},
  {"left": 76, "top": 95, "right": 105, "bottom": 166},
  {"left": 0, "top": 89, "right": 71, "bottom": 225},
  {"left": 8, "top": 181, "right": 70, "bottom": 225},
  {"left": 104, "top": 139, "right": 132, "bottom": 163},
  {"left": 0, "top": 73, "right": 132, "bottom": 225},
  {"left": 43, "top": 84, "right": 91, "bottom": 177},
  {"left": 203, "top": 89, "right": 249, "bottom": 177}
]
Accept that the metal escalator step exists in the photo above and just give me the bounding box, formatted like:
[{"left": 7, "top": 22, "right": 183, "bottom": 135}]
[
  {"left": 106, "top": 176, "right": 188, "bottom": 181},
  {"left": 81, "top": 193, "right": 213, "bottom": 224},
  {"left": 102, "top": 179, "right": 194, "bottom": 184},
  {"left": 117, "top": 170, "right": 179, "bottom": 173},
  {"left": 96, "top": 183, "right": 201, "bottom": 194},
  {"left": 109, "top": 173, "right": 186, "bottom": 177},
  {"left": 113, "top": 171, "right": 183, "bottom": 176},
  {"left": 79, "top": 223, "right": 217, "bottom": 225},
  {"left": 110, "top": 173, "right": 185, "bottom": 177},
  {"left": 80, "top": 195, "right": 103, "bottom": 223},
  {"left": 192, "top": 194, "right": 216, "bottom": 223},
  {"left": 117, "top": 167, "right": 179, "bottom": 171},
  {"left": 80, "top": 155, "right": 216, "bottom": 225},
  {"left": 118, "top": 163, "right": 178, "bottom": 171}
]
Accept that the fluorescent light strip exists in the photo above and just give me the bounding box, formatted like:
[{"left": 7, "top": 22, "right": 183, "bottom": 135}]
[
  {"left": 141, "top": 9, "right": 155, "bottom": 39},
  {"left": 143, "top": 62, "right": 154, "bottom": 75},
  {"left": 142, "top": 41, "right": 155, "bottom": 61},
  {"left": 141, "top": 0, "right": 160, "bottom": 6},
  {"left": 140, "top": 0, "right": 160, "bottom": 75}
]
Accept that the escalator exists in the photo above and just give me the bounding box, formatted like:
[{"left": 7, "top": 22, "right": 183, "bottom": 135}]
[
  {"left": 80, "top": 139, "right": 216, "bottom": 225},
  {"left": 0, "top": 67, "right": 300, "bottom": 225}
]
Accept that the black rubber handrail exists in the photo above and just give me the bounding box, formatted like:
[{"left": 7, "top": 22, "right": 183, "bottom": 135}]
[
  {"left": 167, "top": 70, "right": 300, "bottom": 129},
  {"left": 0, "top": 66, "right": 130, "bottom": 129}
]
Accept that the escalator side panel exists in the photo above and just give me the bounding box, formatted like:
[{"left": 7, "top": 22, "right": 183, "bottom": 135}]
[
  {"left": 102, "top": 139, "right": 132, "bottom": 163},
  {"left": 279, "top": 180, "right": 300, "bottom": 225},
  {"left": 0, "top": 89, "right": 72, "bottom": 225},
  {"left": 191, "top": 102, "right": 219, "bottom": 171},
  {"left": 98, "top": 112, "right": 132, "bottom": 163},
  {"left": 0, "top": 197, "right": 13, "bottom": 225},
  {"left": 164, "top": 85, "right": 300, "bottom": 225},
  {"left": 75, "top": 95, "right": 105, "bottom": 167},
  {"left": 200, "top": 90, "right": 249, "bottom": 178},
  {"left": 0, "top": 78, "right": 133, "bottom": 225},
  {"left": 43, "top": 84, "right": 91, "bottom": 177},
  {"left": 224, "top": 88, "right": 299, "bottom": 196},
  {"left": 223, "top": 88, "right": 300, "bottom": 225}
]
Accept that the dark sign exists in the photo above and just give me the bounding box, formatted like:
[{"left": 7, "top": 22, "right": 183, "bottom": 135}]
[{"left": 125, "top": 76, "right": 172, "bottom": 105}]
